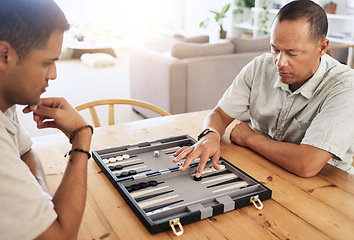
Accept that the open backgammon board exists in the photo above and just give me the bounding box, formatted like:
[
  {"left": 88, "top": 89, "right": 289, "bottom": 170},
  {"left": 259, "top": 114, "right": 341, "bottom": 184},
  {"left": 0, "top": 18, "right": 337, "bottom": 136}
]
[{"left": 92, "top": 135, "right": 272, "bottom": 235}]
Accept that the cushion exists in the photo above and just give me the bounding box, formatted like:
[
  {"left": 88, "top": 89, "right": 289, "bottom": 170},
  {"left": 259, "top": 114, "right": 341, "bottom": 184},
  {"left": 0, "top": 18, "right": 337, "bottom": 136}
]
[
  {"left": 80, "top": 53, "right": 116, "bottom": 68},
  {"left": 229, "top": 36, "right": 270, "bottom": 53},
  {"left": 145, "top": 33, "right": 209, "bottom": 52},
  {"left": 171, "top": 42, "right": 234, "bottom": 59},
  {"left": 181, "top": 35, "right": 210, "bottom": 44}
]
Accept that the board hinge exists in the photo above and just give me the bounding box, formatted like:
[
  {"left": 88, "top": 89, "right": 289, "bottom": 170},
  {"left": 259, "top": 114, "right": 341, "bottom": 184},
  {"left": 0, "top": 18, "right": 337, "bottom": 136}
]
[
  {"left": 169, "top": 218, "right": 184, "bottom": 236},
  {"left": 250, "top": 195, "right": 263, "bottom": 210}
]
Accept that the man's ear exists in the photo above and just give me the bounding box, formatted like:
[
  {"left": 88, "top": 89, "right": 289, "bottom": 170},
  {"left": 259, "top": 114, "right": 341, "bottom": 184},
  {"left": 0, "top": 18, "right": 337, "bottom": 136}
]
[
  {"left": 319, "top": 38, "right": 330, "bottom": 57},
  {"left": 0, "top": 41, "right": 10, "bottom": 70}
]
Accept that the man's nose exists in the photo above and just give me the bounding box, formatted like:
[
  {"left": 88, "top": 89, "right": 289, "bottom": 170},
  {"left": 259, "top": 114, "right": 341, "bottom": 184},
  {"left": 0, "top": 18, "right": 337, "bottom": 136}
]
[
  {"left": 47, "top": 63, "right": 57, "bottom": 80},
  {"left": 275, "top": 52, "right": 289, "bottom": 68}
]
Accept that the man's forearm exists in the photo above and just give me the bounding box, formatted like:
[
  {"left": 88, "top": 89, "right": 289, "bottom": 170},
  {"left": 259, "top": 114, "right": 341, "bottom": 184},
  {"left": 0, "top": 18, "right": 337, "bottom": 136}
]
[
  {"left": 50, "top": 129, "right": 92, "bottom": 237},
  {"left": 203, "top": 107, "right": 234, "bottom": 138},
  {"left": 21, "top": 149, "right": 51, "bottom": 196},
  {"left": 245, "top": 133, "right": 332, "bottom": 177}
]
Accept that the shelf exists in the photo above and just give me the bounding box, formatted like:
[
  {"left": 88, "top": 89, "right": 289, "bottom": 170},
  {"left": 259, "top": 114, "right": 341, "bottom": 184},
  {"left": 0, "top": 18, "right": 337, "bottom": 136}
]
[
  {"left": 327, "top": 14, "right": 354, "bottom": 20},
  {"left": 233, "top": 22, "right": 272, "bottom": 34},
  {"left": 251, "top": 7, "right": 354, "bottom": 20},
  {"left": 232, "top": 1, "right": 354, "bottom": 65},
  {"left": 327, "top": 37, "right": 354, "bottom": 45},
  {"left": 233, "top": 22, "right": 257, "bottom": 31},
  {"left": 251, "top": 7, "right": 280, "bottom": 14}
]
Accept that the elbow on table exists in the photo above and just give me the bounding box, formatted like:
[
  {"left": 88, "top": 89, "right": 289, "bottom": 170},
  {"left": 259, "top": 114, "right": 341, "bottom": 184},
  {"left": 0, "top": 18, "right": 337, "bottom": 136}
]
[
  {"left": 292, "top": 158, "right": 324, "bottom": 178},
  {"left": 295, "top": 167, "right": 320, "bottom": 178},
  {"left": 290, "top": 144, "right": 331, "bottom": 178},
  {"left": 35, "top": 221, "right": 80, "bottom": 240}
]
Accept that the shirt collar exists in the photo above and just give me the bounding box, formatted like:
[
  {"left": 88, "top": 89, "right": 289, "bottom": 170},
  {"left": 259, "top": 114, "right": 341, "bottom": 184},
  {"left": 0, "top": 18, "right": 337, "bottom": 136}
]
[
  {"left": 273, "top": 77, "right": 290, "bottom": 93},
  {"left": 273, "top": 56, "right": 327, "bottom": 99}
]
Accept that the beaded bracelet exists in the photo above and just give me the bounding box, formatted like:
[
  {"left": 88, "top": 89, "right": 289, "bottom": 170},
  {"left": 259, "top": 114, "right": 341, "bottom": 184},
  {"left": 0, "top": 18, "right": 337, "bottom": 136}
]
[
  {"left": 69, "top": 124, "right": 93, "bottom": 143},
  {"left": 64, "top": 148, "right": 91, "bottom": 159}
]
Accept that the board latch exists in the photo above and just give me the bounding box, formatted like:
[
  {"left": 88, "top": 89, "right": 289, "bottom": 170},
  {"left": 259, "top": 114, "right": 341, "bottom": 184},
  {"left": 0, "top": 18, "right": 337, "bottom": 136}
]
[
  {"left": 169, "top": 218, "right": 184, "bottom": 236},
  {"left": 250, "top": 195, "right": 263, "bottom": 210}
]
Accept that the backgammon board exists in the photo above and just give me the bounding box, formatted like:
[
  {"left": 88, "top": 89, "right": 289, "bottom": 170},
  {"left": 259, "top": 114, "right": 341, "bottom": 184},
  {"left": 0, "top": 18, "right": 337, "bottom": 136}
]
[{"left": 92, "top": 135, "right": 272, "bottom": 235}]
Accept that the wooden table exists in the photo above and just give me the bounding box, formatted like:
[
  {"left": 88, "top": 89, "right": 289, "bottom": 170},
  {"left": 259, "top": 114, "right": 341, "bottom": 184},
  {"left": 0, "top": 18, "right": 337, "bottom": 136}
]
[{"left": 32, "top": 110, "right": 354, "bottom": 240}]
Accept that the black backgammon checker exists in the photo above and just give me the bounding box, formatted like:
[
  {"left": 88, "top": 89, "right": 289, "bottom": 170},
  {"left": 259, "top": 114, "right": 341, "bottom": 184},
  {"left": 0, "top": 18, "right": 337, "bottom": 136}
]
[{"left": 92, "top": 135, "right": 272, "bottom": 235}]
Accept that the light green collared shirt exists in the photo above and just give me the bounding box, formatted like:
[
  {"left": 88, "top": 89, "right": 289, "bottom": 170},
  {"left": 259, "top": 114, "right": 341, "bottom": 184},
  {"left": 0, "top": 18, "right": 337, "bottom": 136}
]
[{"left": 219, "top": 53, "right": 354, "bottom": 173}]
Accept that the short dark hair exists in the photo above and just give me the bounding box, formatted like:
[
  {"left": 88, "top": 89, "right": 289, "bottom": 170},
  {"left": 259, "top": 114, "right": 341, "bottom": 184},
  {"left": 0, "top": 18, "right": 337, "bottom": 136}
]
[
  {"left": 275, "top": 0, "right": 328, "bottom": 42},
  {"left": 0, "top": 0, "right": 70, "bottom": 60}
]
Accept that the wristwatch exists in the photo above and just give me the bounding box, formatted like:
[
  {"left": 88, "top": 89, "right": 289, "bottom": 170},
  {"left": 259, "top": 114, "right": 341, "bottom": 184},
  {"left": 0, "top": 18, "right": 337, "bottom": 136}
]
[{"left": 197, "top": 128, "right": 215, "bottom": 141}]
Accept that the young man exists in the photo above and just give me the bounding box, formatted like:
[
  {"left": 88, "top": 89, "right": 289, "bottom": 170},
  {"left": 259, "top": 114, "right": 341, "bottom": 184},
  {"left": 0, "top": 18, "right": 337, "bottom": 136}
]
[
  {"left": 174, "top": 0, "right": 354, "bottom": 178},
  {"left": 1, "top": 0, "right": 93, "bottom": 239}
]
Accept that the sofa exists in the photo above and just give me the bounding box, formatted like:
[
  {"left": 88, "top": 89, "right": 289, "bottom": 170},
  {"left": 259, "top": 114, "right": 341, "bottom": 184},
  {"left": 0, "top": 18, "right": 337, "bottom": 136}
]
[{"left": 129, "top": 33, "right": 270, "bottom": 119}]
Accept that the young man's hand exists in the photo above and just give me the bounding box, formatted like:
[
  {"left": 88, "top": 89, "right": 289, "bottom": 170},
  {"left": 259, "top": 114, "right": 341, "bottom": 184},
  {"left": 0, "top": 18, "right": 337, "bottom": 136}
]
[{"left": 23, "top": 97, "right": 87, "bottom": 138}]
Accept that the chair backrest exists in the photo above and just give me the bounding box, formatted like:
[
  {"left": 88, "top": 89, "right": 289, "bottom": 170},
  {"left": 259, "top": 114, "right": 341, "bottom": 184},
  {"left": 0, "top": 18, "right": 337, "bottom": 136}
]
[
  {"left": 326, "top": 45, "right": 354, "bottom": 68},
  {"left": 75, "top": 99, "right": 171, "bottom": 127}
]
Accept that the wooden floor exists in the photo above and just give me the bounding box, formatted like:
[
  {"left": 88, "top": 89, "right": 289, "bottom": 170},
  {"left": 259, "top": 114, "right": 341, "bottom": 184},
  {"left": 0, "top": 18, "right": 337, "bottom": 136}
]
[{"left": 17, "top": 50, "right": 144, "bottom": 137}]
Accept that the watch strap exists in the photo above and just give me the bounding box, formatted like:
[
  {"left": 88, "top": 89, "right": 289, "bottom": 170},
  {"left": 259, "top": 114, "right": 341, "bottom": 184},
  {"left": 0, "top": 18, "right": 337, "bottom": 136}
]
[{"left": 197, "top": 128, "right": 220, "bottom": 141}]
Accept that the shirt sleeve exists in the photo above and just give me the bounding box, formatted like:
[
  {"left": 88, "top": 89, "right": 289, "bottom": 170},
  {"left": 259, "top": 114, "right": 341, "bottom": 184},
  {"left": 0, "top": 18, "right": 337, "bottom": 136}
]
[
  {"left": 13, "top": 109, "right": 33, "bottom": 156},
  {"left": 301, "top": 80, "right": 354, "bottom": 164},
  {"left": 217, "top": 59, "right": 254, "bottom": 119}
]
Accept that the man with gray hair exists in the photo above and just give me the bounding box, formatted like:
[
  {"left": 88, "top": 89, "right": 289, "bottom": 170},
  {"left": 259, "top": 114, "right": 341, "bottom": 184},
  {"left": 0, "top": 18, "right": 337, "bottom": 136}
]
[{"left": 174, "top": 0, "right": 354, "bottom": 177}]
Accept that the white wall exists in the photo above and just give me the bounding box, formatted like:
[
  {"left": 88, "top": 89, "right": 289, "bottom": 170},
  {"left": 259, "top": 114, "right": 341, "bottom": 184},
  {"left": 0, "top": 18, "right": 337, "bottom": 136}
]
[
  {"left": 55, "top": 0, "right": 233, "bottom": 42},
  {"left": 178, "top": 0, "right": 233, "bottom": 41}
]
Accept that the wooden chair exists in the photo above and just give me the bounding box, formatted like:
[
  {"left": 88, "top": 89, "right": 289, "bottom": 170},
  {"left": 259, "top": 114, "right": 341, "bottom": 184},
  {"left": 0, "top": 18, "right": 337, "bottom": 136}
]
[
  {"left": 75, "top": 99, "right": 171, "bottom": 127},
  {"left": 326, "top": 44, "right": 354, "bottom": 68}
]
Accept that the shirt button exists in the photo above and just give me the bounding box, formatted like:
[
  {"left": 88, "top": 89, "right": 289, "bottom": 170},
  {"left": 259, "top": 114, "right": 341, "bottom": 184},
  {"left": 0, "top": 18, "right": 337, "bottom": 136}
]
[
  {"left": 288, "top": 97, "right": 292, "bottom": 102},
  {"left": 280, "top": 118, "right": 285, "bottom": 122}
]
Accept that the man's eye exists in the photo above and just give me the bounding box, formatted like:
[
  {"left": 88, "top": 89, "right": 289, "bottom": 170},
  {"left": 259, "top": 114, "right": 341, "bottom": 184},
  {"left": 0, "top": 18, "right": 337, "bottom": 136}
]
[{"left": 43, "top": 62, "right": 53, "bottom": 67}]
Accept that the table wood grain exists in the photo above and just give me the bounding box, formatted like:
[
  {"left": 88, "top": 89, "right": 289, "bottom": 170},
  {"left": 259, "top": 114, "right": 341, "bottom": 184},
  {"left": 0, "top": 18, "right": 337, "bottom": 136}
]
[{"left": 31, "top": 110, "right": 354, "bottom": 240}]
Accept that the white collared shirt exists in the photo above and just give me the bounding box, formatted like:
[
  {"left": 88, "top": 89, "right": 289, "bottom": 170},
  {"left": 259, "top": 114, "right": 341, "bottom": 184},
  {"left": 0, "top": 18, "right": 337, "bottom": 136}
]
[
  {"left": 219, "top": 53, "right": 354, "bottom": 173},
  {"left": 0, "top": 106, "right": 57, "bottom": 240}
]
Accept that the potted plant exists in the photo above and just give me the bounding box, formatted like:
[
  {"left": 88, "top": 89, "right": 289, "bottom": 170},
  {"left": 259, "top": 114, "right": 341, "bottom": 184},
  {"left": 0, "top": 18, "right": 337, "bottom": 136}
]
[
  {"left": 200, "top": 3, "right": 231, "bottom": 39},
  {"left": 326, "top": 1, "right": 337, "bottom": 14}
]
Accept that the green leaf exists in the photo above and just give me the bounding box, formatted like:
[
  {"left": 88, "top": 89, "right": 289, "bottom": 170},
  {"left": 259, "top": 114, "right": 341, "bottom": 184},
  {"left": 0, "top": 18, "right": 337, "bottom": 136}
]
[
  {"left": 210, "top": 10, "right": 218, "bottom": 16},
  {"left": 199, "top": 18, "right": 210, "bottom": 29},
  {"left": 221, "top": 3, "right": 230, "bottom": 15}
]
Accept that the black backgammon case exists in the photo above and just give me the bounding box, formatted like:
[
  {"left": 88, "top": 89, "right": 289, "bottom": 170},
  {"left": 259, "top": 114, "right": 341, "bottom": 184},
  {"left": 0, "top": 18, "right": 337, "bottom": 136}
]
[{"left": 92, "top": 135, "right": 272, "bottom": 235}]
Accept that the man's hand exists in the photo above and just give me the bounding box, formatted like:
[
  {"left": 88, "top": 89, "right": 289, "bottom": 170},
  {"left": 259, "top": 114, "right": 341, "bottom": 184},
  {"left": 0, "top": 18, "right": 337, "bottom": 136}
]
[
  {"left": 23, "top": 97, "right": 87, "bottom": 138},
  {"left": 173, "top": 132, "right": 221, "bottom": 178},
  {"left": 229, "top": 122, "right": 257, "bottom": 147}
]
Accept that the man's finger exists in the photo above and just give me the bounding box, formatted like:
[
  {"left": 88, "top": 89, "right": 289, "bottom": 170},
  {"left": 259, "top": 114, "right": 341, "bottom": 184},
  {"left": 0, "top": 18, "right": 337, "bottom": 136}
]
[
  {"left": 173, "top": 146, "right": 189, "bottom": 157},
  {"left": 211, "top": 153, "right": 220, "bottom": 171},
  {"left": 32, "top": 104, "right": 60, "bottom": 120},
  {"left": 179, "top": 149, "right": 199, "bottom": 172},
  {"left": 195, "top": 152, "right": 210, "bottom": 178},
  {"left": 173, "top": 146, "right": 193, "bottom": 163},
  {"left": 37, "top": 120, "right": 56, "bottom": 129}
]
